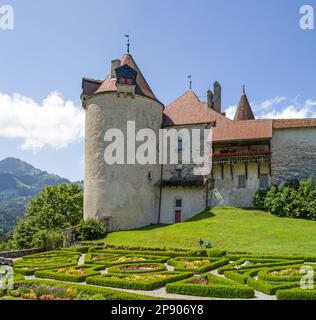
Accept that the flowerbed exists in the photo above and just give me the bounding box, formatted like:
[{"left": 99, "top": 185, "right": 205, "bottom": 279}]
[
  {"left": 86, "top": 272, "right": 193, "bottom": 290},
  {"left": 107, "top": 263, "right": 167, "bottom": 274}
]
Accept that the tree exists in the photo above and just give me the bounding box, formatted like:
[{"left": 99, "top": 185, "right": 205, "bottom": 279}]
[{"left": 12, "top": 183, "right": 83, "bottom": 249}]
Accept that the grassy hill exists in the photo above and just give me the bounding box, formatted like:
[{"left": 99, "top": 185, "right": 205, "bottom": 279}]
[{"left": 96, "top": 207, "right": 316, "bottom": 255}]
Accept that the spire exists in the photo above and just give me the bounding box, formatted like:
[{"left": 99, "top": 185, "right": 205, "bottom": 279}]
[
  {"left": 124, "top": 34, "right": 130, "bottom": 53},
  {"left": 188, "top": 75, "right": 192, "bottom": 90},
  {"left": 234, "top": 88, "right": 255, "bottom": 121}
]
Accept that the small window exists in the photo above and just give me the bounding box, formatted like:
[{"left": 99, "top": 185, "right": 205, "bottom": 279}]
[
  {"left": 126, "top": 78, "right": 133, "bottom": 85},
  {"left": 259, "top": 174, "right": 269, "bottom": 189},
  {"left": 177, "top": 137, "right": 183, "bottom": 151},
  {"left": 147, "top": 172, "right": 152, "bottom": 182},
  {"left": 175, "top": 198, "right": 182, "bottom": 207},
  {"left": 238, "top": 175, "right": 246, "bottom": 189},
  {"left": 119, "top": 77, "right": 126, "bottom": 84}
]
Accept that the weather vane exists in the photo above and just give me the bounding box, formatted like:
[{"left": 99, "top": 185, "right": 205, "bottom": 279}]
[
  {"left": 243, "top": 84, "right": 246, "bottom": 95},
  {"left": 124, "top": 34, "right": 130, "bottom": 53},
  {"left": 188, "top": 75, "right": 192, "bottom": 90}
]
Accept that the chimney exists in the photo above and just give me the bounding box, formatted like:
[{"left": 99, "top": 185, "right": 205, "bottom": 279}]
[
  {"left": 213, "top": 81, "right": 221, "bottom": 113},
  {"left": 207, "top": 90, "right": 214, "bottom": 109},
  {"left": 111, "top": 59, "right": 121, "bottom": 78}
]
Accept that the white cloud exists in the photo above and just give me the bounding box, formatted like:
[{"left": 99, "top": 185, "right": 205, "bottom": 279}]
[
  {"left": 224, "top": 105, "right": 237, "bottom": 120},
  {"left": 0, "top": 92, "right": 84, "bottom": 151},
  {"left": 225, "top": 96, "right": 316, "bottom": 120}
]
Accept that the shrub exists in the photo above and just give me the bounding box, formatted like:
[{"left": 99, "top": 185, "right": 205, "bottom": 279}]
[
  {"left": 247, "top": 278, "right": 299, "bottom": 295},
  {"left": 34, "top": 265, "right": 103, "bottom": 283},
  {"left": 76, "top": 219, "right": 106, "bottom": 241},
  {"left": 166, "top": 274, "right": 255, "bottom": 299},
  {"left": 108, "top": 263, "right": 167, "bottom": 274},
  {"left": 258, "top": 264, "right": 316, "bottom": 283},
  {"left": 254, "top": 177, "right": 316, "bottom": 220},
  {"left": 276, "top": 288, "right": 316, "bottom": 300},
  {"left": 168, "top": 257, "right": 229, "bottom": 273},
  {"left": 31, "top": 230, "right": 64, "bottom": 250},
  {"left": 86, "top": 272, "right": 192, "bottom": 290},
  {"left": 226, "top": 253, "right": 316, "bottom": 262}
]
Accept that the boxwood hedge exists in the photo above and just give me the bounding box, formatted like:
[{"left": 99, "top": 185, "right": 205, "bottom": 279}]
[
  {"left": 168, "top": 257, "right": 229, "bottom": 273},
  {"left": 247, "top": 278, "right": 300, "bottom": 295},
  {"left": 34, "top": 265, "right": 104, "bottom": 283},
  {"left": 258, "top": 264, "right": 316, "bottom": 283},
  {"left": 276, "top": 288, "right": 316, "bottom": 300},
  {"left": 107, "top": 263, "right": 167, "bottom": 274},
  {"left": 166, "top": 274, "right": 255, "bottom": 299},
  {"left": 86, "top": 271, "right": 193, "bottom": 290}
]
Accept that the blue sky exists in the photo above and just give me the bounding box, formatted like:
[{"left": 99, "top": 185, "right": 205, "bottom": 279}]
[{"left": 0, "top": 0, "right": 315, "bottom": 180}]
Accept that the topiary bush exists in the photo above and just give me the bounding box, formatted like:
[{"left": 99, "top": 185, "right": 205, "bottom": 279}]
[
  {"left": 247, "top": 277, "right": 299, "bottom": 295},
  {"left": 76, "top": 219, "right": 107, "bottom": 241},
  {"left": 276, "top": 288, "right": 316, "bottom": 300},
  {"left": 166, "top": 273, "right": 255, "bottom": 299},
  {"left": 86, "top": 272, "right": 193, "bottom": 290}
]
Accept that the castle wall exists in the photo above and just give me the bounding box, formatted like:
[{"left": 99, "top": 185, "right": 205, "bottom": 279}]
[
  {"left": 271, "top": 127, "right": 316, "bottom": 184},
  {"left": 84, "top": 92, "right": 163, "bottom": 231},
  {"left": 160, "top": 187, "right": 206, "bottom": 224},
  {"left": 211, "top": 163, "right": 271, "bottom": 207}
]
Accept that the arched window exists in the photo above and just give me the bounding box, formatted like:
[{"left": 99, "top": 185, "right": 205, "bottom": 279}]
[{"left": 177, "top": 136, "right": 183, "bottom": 151}]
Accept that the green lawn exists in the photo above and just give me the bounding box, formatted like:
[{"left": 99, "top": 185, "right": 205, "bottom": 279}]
[{"left": 96, "top": 207, "right": 316, "bottom": 255}]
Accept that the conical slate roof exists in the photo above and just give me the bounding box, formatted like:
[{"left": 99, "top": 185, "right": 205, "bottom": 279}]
[{"left": 234, "top": 94, "right": 255, "bottom": 121}]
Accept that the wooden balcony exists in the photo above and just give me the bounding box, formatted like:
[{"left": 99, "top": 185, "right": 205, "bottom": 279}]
[{"left": 212, "top": 150, "right": 272, "bottom": 165}]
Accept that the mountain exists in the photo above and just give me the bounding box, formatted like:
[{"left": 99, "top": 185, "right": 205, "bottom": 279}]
[{"left": 0, "top": 158, "right": 71, "bottom": 234}]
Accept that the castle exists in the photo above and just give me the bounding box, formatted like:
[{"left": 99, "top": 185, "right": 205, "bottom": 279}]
[{"left": 81, "top": 52, "right": 316, "bottom": 231}]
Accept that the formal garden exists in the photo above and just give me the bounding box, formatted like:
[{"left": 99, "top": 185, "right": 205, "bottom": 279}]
[{"left": 1, "top": 245, "right": 316, "bottom": 300}]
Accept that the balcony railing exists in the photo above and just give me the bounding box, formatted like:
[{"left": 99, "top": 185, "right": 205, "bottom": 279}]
[{"left": 212, "top": 151, "right": 272, "bottom": 164}]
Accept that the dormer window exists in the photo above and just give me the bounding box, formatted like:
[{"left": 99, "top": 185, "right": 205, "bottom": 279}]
[{"left": 119, "top": 77, "right": 133, "bottom": 85}]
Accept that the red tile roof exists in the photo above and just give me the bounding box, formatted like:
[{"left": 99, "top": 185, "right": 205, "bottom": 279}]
[
  {"left": 82, "top": 54, "right": 157, "bottom": 101},
  {"left": 234, "top": 94, "right": 255, "bottom": 121},
  {"left": 163, "top": 90, "right": 273, "bottom": 142},
  {"left": 273, "top": 119, "right": 316, "bottom": 129}
]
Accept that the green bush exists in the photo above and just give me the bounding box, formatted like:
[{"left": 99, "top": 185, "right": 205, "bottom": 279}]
[
  {"left": 31, "top": 230, "right": 64, "bottom": 250},
  {"left": 276, "top": 288, "right": 316, "bottom": 300},
  {"left": 86, "top": 272, "right": 192, "bottom": 290},
  {"left": 217, "top": 258, "right": 303, "bottom": 274},
  {"left": 168, "top": 257, "right": 229, "bottom": 273},
  {"left": 76, "top": 219, "right": 106, "bottom": 241},
  {"left": 247, "top": 278, "right": 299, "bottom": 295},
  {"left": 226, "top": 253, "right": 316, "bottom": 262},
  {"left": 258, "top": 264, "right": 316, "bottom": 283},
  {"left": 166, "top": 274, "right": 255, "bottom": 299},
  {"left": 254, "top": 177, "right": 316, "bottom": 220},
  {"left": 34, "top": 265, "right": 103, "bottom": 282},
  {"left": 107, "top": 263, "right": 167, "bottom": 274}
]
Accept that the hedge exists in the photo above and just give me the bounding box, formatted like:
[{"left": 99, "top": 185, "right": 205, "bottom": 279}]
[
  {"left": 276, "top": 288, "right": 316, "bottom": 300},
  {"left": 166, "top": 274, "right": 255, "bottom": 299},
  {"left": 247, "top": 278, "right": 300, "bottom": 295},
  {"left": 84, "top": 252, "right": 122, "bottom": 264},
  {"left": 258, "top": 264, "right": 316, "bottom": 283},
  {"left": 217, "top": 259, "right": 303, "bottom": 274},
  {"left": 107, "top": 263, "right": 167, "bottom": 274},
  {"left": 86, "top": 254, "right": 169, "bottom": 267},
  {"left": 168, "top": 257, "right": 229, "bottom": 273},
  {"left": 9, "top": 279, "right": 162, "bottom": 300},
  {"left": 86, "top": 271, "right": 193, "bottom": 291},
  {"left": 226, "top": 253, "right": 316, "bottom": 262},
  {"left": 34, "top": 265, "right": 104, "bottom": 283},
  {"left": 90, "top": 248, "right": 189, "bottom": 258}
]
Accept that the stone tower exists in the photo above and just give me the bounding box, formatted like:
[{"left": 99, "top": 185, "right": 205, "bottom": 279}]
[{"left": 81, "top": 54, "right": 164, "bottom": 231}]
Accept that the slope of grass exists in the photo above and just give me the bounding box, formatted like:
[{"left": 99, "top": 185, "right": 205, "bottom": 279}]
[{"left": 95, "top": 207, "right": 316, "bottom": 255}]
